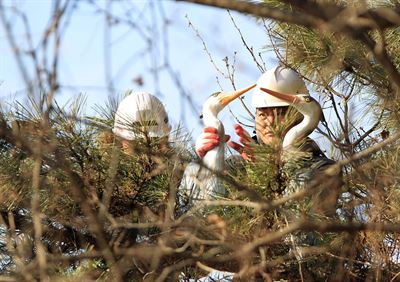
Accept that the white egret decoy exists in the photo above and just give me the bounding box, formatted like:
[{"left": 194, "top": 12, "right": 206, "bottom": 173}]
[
  {"left": 179, "top": 84, "right": 256, "bottom": 208},
  {"left": 259, "top": 87, "right": 323, "bottom": 149}
]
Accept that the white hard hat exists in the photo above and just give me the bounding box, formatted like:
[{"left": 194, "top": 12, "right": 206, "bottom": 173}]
[
  {"left": 113, "top": 91, "right": 171, "bottom": 140},
  {"left": 252, "top": 66, "right": 309, "bottom": 108}
]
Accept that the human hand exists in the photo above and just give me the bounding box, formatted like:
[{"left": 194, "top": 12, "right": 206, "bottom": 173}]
[
  {"left": 195, "top": 127, "right": 230, "bottom": 158},
  {"left": 227, "top": 124, "right": 255, "bottom": 161}
]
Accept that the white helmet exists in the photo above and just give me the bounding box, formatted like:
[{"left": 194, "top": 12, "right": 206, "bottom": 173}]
[
  {"left": 252, "top": 66, "right": 309, "bottom": 108},
  {"left": 113, "top": 91, "right": 171, "bottom": 140}
]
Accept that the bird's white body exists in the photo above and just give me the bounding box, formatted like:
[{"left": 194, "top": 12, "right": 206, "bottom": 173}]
[
  {"left": 178, "top": 85, "right": 256, "bottom": 209},
  {"left": 201, "top": 101, "right": 226, "bottom": 174},
  {"left": 199, "top": 101, "right": 227, "bottom": 198},
  {"left": 177, "top": 97, "right": 228, "bottom": 205}
]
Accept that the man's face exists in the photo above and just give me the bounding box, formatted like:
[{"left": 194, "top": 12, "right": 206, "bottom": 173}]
[{"left": 255, "top": 107, "right": 291, "bottom": 145}]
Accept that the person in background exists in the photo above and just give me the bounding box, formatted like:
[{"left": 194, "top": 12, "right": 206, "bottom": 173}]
[
  {"left": 113, "top": 91, "right": 172, "bottom": 153},
  {"left": 109, "top": 91, "right": 176, "bottom": 247}
]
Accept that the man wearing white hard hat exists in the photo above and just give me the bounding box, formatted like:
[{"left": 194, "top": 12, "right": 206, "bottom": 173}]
[
  {"left": 191, "top": 66, "right": 341, "bottom": 282},
  {"left": 196, "top": 66, "right": 323, "bottom": 157},
  {"left": 196, "top": 65, "right": 340, "bottom": 216}
]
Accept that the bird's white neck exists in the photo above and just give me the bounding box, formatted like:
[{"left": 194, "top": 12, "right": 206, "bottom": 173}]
[
  {"left": 283, "top": 114, "right": 319, "bottom": 148},
  {"left": 202, "top": 109, "right": 220, "bottom": 128}
]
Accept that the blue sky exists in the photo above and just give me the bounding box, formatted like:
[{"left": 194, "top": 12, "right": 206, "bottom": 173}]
[{"left": 0, "top": 0, "right": 278, "bottom": 145}]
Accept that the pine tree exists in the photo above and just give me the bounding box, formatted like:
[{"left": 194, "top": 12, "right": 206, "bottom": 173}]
[{"left": 2, "top": 1, "right": 400, "bottom": 281}]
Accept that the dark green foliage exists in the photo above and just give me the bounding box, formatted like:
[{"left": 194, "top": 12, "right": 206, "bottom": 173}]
[
  {"left": 2, "top": 1, "right": 400, "bottom": 281},
  {"left": 0, "top": 96, "right": 189, "bottom": 279}
]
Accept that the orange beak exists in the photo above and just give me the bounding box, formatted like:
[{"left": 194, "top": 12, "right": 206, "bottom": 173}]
[
  {"left": 260, "top": 87, "right": 301, "bottom": 104},
  {"left": 219, "top": 84, "right": 256, "bottom": 106}
]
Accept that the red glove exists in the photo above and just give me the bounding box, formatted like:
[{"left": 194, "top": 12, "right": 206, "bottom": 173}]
[
  {"left": 195, "top": 127, "right": 230, "bottom": 158},
  {"left": 227, "top": 124, "right": 255, "bottom": 161}
]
